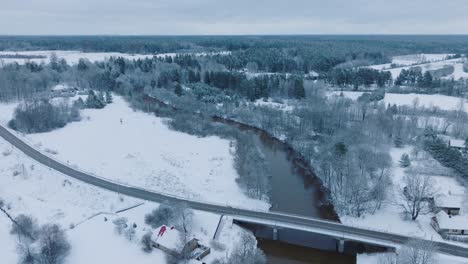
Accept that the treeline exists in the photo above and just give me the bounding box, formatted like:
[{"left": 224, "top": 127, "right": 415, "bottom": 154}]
[
  {"left": 394, "top": 67, "right": 467, "bottom": 96},
  {"left": 8, "top": 99, "right": 81, "bottom": 133},
  {"left": 326, "top": 68, "right": 392, "bottom": 89},
  {"left": 423, "top": 133, "right": 468, "bottom": 179}
]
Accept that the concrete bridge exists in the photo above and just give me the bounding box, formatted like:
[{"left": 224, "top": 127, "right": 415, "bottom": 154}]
[{"left": 0, "top": 125, "right": 467, "bottom": 258}]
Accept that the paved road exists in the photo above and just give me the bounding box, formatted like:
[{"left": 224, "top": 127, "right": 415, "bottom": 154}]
[{"left": 0, "top": 125, "right": 467, "bottom": 258}]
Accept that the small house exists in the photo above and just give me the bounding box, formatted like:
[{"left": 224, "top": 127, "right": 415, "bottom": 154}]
[
  {"left": 151, "top": 225, "right": 210, "bottom": 261},
  {"left": 448, "top": 139, "right": 466, "bottom": 150},
  {"left": 432, "top": 195, "right": 463, "bottom": 216},
  {"left": 431, "top": 211, "right": 468, "bottom": 236}
]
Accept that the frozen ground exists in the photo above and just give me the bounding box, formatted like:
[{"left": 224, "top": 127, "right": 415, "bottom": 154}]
[
  {"left": 0, "top": 95, "right": 269, "bottom": 211},
  {"left": 342, "top": 147, "right": 468, "bottom": 247},
  {"left": 330, "top": 91, "right": 468, "bottom": 112},
  {"left": 0, "top": 135, "right": 257, "bottom": 264},
  {"left": 0, "top": 50, "right": 231, "bottom": 67}
]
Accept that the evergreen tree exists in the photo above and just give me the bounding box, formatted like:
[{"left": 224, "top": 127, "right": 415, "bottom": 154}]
[
  {"left": 85, "top": 90, "right": 106, "bottom": 109},
  {"left": 399, "top": 153, "right": 411, "bottom": 168},
  {"left": 394, "top": 135, "right": 403, "bottom": 148},
  {"left": 292, "top": 79, "right": 305, "bottom": 99},
  {"left": 174, "top": 83, "right": 183, "bottom": 97},
  {"left": 105, "top": 91, "right": 113, "bottom": 104}
]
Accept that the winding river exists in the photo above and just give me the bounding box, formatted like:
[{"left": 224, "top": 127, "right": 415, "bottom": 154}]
[{"left": 140, "top": 95, "right": 354, "bottom": 264}]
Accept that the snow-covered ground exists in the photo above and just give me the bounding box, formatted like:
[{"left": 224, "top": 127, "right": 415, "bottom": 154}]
[
  {"left": 370, "top": 54, "right": 453, "bottom": 71},
  {"left": 368, "top": 53, "right": 468, "bottom": 80},
  {"left": 0, "top": 50, "right": 231, "bottom": 67},
  {"left": 0, "top": 95, "right": 269, "bottom": 211},
  {"left": 330, "top": 91, "right": 468, "bottom": 112},
  {"left": 342, "top": 146, "right": 468, "bottom": 247},
  {"left": 253, "top": 98, "right": 294, "bottom": 112},
  {"left": 0, "top": 133, "right": 258, "bottom": 264}
]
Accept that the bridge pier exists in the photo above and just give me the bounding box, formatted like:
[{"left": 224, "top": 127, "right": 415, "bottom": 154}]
[
  {"left": 273, "top": 228, "right": 278, "bottom": 241},
  {"left": 337, "top": 239, "right": 345, "bottom": 254}
]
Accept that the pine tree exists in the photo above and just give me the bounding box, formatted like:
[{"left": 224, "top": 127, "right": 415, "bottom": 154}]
[
  {"left": 105, "top": 91, "right": 113, "bottom": 104},
  {"left": 292, "top": 79, "right": 305, "bottom": 99},
  {"left": 394, "top": 135, "right": 403, "bottom": 148},
  {"left": 399, "top": 153, "right": 411, "bottom": 168},
  {"left": 174, "top": 83, "right": 183, "bottom": 97}
]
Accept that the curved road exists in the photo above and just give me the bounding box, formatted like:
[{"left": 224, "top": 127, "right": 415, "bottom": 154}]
[{"left": 0, "top": 125, "right": 467, "bottom": 258}]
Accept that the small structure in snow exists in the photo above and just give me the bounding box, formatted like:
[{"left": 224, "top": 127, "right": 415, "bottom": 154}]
[
  {"left": 432, "top": 194, "right": 463, "bottom": 216},
  {"left": 304, "top": 70, "right": 319, "bottom": 80},
  {"left": 151, "top": 225, "right": 210, "bottom": 261},
  {"left": 448, "top": 139, "right": 466, "bottom": 150},
  {"left": 431, "top": 211, "right": 468, "bottom": 236},
  {"left": 51, "top": 84, "right": 78, "bottom": 98}
]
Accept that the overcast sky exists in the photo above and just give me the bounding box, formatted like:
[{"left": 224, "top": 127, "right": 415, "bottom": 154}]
[{"left": 1, "top": 0, "right": 468, "bottom": 35}]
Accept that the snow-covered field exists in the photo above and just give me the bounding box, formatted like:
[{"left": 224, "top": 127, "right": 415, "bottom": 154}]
[
  {"left": 342, "top": 147, "right": 468, "bottom": 247},
  {"left": 368, "top": 53, "right": 468, "bottom": 80},
  {"left": 330, "top": 91, "right": 468, "bottom": 112},
  {"left": 0, "top": 130, "right": 257, "bottom": 264},
  {"left": 0, "top": 95, "right": 269, "bottom": 211},
  {"left": 0, "top": 50, "right": 231, "bottom": 66},
  {"left": 370, "top": 54, "right": 453, "bottom": 71}
]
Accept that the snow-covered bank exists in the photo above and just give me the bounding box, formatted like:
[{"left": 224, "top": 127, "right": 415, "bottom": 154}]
[{"left": 0, "top": 95, "right": 269, "bottom": 211}]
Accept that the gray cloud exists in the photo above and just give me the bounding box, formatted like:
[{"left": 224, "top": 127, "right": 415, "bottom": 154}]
[{"left": 1, "top": 0, "right": 468, "bottom": 34}]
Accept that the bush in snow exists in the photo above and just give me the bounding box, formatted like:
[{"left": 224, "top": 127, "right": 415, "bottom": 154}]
[
  {"left": 140, "top": 232, "right": 154, "bottom": 253},
  {"left": 123, "top": 226, "right": 136, "bottom": 241},
  {"left": 399, "top": 153, "right": 412, "bottom": 168},
  {"left": 10, "top": 214, "right": 39, "bottom": 242},
  {"left": 112, "top": 217, "right": 128, "bottom": 234},
  {"left": 144, "top": 200, "right": 188, "bottom": 229}
]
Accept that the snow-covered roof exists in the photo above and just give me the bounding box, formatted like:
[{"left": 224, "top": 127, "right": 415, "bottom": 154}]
[
  {"left": 449, "top": 139, "right": 466, "bottom": 149},
  {"left": 152, "top": 225, "right": 184, "bottom": 253},
  {"left": 434, "top": 195, "right": 464, "bottom": 209},
  {"left": 308, "top": 71, "right": 319, "bottom": 77},
  {"left": 52, "top": 84, "right": 71, "bottom": 91},
  {"left": 434, "top": 211, "right": 468, "bottom": 230}
]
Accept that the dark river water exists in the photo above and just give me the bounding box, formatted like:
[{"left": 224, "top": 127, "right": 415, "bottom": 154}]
[{"left": 211, "top": 117, "right": 355, "bottom": 264}]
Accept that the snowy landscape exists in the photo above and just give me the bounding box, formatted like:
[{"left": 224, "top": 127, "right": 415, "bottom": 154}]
[{"left": 1, "top": 32, "right": 468, "bottom": 264}]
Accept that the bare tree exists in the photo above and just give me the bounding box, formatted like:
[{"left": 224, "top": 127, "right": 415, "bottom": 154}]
[
  {"left": 37, "top": 224, "right": 71, "bottom": 264},
  {"left": 400, "top": 174, "right": 436, "bottom": 220},
  {"left": 398, "top": 239, "right": 438, "bottom": 264},
  {"left": 224, "top": 232, "right": 266, "bottom": 264}
]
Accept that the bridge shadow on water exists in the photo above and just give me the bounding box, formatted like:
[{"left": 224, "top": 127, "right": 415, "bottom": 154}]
[{"left": 236, "top": 220, "right": 392, "bottom": 264}]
